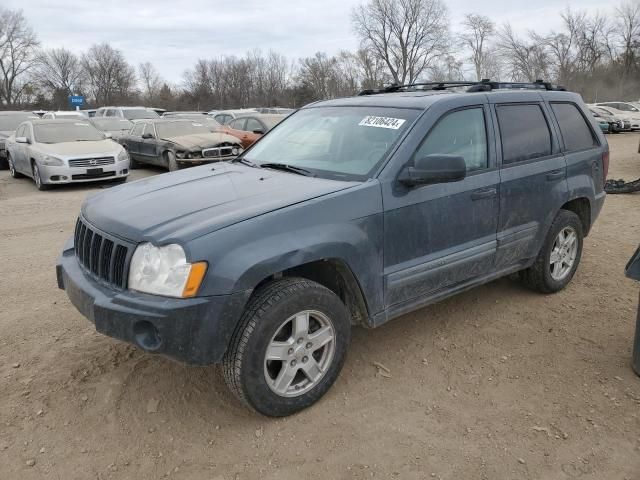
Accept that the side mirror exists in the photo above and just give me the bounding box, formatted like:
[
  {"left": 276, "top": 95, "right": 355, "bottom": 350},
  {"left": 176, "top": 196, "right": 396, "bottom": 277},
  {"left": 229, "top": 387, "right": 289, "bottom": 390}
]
[
  {"left": 399, "top": 154, "right": 466, "bottom": 187},
  {"left": 103, "top": 132, "right": 113, "bottom": 139},
  {"left": 141, "top": 133, "right": 154, "bottom": 139},
  {"left": 15, "top": 136, "right": 29, "bottom": 144},
  {"left": 252, "top": 129, "right": 265, "bottom": 135}
]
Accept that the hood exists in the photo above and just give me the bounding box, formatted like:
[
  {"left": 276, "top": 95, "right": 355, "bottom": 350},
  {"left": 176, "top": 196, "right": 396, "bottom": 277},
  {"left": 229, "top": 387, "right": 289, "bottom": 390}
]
[
  {"left": 38, "top": 140, "right": 122, "bottom": 157},
  {"left": 161, "top": 132, "right": 240, "bottom": 150},
  {"left": 82, "top": 162, "right": 358, "bottom": 243}
]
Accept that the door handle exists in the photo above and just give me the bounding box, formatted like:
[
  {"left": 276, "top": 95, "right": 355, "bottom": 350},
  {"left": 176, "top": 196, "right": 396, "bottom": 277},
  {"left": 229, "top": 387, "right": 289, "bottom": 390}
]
[
  {"left": 546, "top": 169, "right": 565, "bottom": 181},
  {"left": 470, "top": 188, "right": 497, "bottom": 200}
]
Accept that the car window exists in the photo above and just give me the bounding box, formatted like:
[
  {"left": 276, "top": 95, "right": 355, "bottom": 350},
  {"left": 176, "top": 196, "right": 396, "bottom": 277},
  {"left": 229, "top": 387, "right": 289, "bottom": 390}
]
[
  {"left": 105, "top": 109, "right": 115, "bottom": 117},
  {"left": 413, "top": 107, "right": 488, "bottom": 172},
  {"left": 142, "top": 124, "right": 155, "bottom": 137},
  {"left": 131, "top": 123, "right": 145, "bottom": 137},
  {"left": 231, "top": 118, "right": 247, "bottom": 131},
  {"left": 550, "top": 103, "right": 598, "bottom": 152},
  {"left": 246, "top": 118, "right": 265, "bottom": 132},
  {"left": 16, "top": 125, "right": 26, "bottom": 137},
  {"left": 496, "top": 104, "right": 552, "bottom": 165},
  {"left": 25, "top": 125, "right": 33, "bottom": 142}
]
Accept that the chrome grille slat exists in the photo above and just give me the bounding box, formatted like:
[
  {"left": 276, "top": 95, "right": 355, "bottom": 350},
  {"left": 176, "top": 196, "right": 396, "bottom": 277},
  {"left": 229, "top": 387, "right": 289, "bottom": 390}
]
[
  {"left": 68, "top": 157, "right": 115, "bottom": 168},
  {"left": 73, "top": 217, "right": 131, "bottom": 288}
]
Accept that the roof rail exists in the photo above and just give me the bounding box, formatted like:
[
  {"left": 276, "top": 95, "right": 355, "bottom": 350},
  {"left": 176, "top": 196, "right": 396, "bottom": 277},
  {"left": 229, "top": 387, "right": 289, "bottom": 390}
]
[{"left": 358, "top": 79, "right": 566, "bottom": 96}]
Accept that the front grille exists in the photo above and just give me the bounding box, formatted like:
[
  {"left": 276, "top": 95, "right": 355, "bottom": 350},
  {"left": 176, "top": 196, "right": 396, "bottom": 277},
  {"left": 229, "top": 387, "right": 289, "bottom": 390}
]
[
  {"left": 69, "top": 157, "right": 115, "bottom": 168},
  {"left": 74, "top": 217, "right": 131, "bottom": 288},
  {"left": 71, "top": 171, "right": 116, "bottom": 180},
  {"left": 202, "top": 144, "right": 237, "bottom": 158}
]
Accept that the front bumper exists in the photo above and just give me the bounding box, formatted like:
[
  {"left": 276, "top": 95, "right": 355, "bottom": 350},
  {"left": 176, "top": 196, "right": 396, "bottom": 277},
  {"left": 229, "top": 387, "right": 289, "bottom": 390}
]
[
  {"left": 40, "top": 161, "right": 129, "bottom": 185},
  {"left": 56, "top": 239, "right": 250, "bottom": 364}
]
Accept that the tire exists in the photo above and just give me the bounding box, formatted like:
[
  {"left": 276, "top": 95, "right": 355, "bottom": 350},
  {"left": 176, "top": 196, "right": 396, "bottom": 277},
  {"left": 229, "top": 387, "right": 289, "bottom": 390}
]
[
  {"left": 7, "top": 154, "right": 23, "bottom": 178},
  {"left": 0, "top": 155, "right": 7, "bottom": 170},
  {"left": 223, "top": 277, "right": 351, "bottom": 417},
  {"left": 128, "top": 152, "right": 140, "bottom": 169},
  {"left": 520, "top": 210, "right": 583, "bottom": 293},
  {"left": 32, "top": 162, "right": 50, "bottom": 191},
  {"left": 166, "top": 151, "right": 179, "bottom": 172}
]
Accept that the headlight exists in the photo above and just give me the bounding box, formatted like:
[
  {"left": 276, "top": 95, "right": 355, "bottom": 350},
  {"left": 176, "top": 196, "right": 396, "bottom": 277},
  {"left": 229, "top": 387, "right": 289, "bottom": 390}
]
[
  {"left": 128, "top": 243, "right": 207, "bottom": 298},
  {"left": 232, "top": 147, "right": 241, "bottom": 156},
  {"left": 42, "top": 155, "right": 64, "bottom": 166},
  {"left": 117, "top": 149, "right": 128, "bottom": 162}
]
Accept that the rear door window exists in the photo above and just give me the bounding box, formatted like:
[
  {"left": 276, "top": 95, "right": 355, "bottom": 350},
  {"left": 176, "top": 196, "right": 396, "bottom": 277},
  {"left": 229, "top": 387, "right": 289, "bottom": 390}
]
[
  {"left": 550, "top": 103, "right": 598, "bottom": 152},
  {"left": 231, "top": 118, "right": 247, "bottom": 131},
  {"left": 246, "top": 118, "right": 264, "bottom": 133},
  {"left": 496, "top": 104, "right": 552, "bottom": 165},
  {"left": 131, "top": 123, "right": 144, "bottom": 137}
]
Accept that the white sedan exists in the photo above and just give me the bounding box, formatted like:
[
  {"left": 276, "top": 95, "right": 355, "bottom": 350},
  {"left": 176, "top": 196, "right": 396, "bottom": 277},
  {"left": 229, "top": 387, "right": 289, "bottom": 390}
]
[{"left": 5, "top": 119, "right": 129, "bottom": 191}]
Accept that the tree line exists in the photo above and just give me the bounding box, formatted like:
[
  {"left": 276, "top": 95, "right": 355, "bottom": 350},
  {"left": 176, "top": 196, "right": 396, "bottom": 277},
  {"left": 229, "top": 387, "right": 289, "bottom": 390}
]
[{"left": 1, "top": 0, "right": 639, "bottom": 111}]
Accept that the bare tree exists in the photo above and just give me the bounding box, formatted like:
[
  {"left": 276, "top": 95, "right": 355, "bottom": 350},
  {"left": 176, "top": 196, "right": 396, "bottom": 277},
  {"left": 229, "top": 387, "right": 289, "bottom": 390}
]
[
  {"left": 615, "top": 1, "right": 640, "bottom": 74},
  {"left": 459, "top": 13, "right": 494, "bottom": 80},
  {"left": 497, "top": 24, "right": 550, "bottom": 81},
  {"left": 81, "top": 43, "right": 136, "bottom": 105},
  {"left": 0, "top": 7, "right": 38, "bottom": 106},
  {"left": 33, "top": 48, "right": 83, "bottom": 108},
  {"left": 352, "top": 0, "right": 450, "bottom": 85},
  {"left": 139, "top": 61, "right": 163, "bottom": 104}
]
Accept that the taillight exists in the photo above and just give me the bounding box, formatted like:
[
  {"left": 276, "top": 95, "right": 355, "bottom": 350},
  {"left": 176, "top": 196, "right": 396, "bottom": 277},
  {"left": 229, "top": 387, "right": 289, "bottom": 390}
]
[{"left": 602, "top": 151, "right": 609, "bottom": 188}]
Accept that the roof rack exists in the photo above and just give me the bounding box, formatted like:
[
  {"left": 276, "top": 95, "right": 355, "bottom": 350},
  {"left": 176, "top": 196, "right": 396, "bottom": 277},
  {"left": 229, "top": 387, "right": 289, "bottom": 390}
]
[{"left": 358, "top": 79, "right": 566, "bottom": 96}]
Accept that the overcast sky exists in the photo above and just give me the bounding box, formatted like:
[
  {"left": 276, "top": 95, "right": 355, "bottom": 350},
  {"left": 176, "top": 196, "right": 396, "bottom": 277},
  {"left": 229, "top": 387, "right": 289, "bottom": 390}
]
[{"left": 3, "top": 0, "right": 618, "bottom": 83}]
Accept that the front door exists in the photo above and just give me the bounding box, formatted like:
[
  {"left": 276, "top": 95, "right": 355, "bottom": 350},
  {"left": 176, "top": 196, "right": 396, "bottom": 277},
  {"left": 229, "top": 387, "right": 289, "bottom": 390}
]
[{"left": 380, "top": 99, "right": 500, "bottom": 312}]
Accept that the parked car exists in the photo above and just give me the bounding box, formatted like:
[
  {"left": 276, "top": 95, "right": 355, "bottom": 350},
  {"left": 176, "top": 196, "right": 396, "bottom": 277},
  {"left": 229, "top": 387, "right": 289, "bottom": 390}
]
[
  {"left": 56, "top": 81, "right": 607, "bottom": 416},
  {"left": 94, "top": 106, "right": 159, "bottom": 121},
  {"left": 590, "top": 106, "right": 632, "bottom": 131},
  {"left": 593, "top": 103, "right": 640, "bottom": 129},
  {"left": 41, "top": 111, "right": 87, "bottom": 120},
  {"left": 161, "top": 113, "right": 223, "bottom": 132},
  {"left": 256, "top": 107, "right": 295, "bottom": 115},
  {"left": 89, "top": 117, "right": 134, "bottom": 141},
  {"left": 82, "top": 109, "right": 97, "bottom": 118},
  {"left": 118, "top": 118, "right": 242, "bottom": 171},
  {"left": 219, "top": 114, "right": 286, "bottom": 148},
  {"left": 163, "top": 111, "right": 208, "bottom": 117},
  {"left": 589, "top": 108, "right": 622, "bottom": 133},
  {"left": 0, "top": 111, "right": 38, "bottom": 169},
  {"left": 6, "top": 119, "right": 129, "bottom": 190},
  {"left": 211, "top": 109, "right": 258, "bottom": 125}
]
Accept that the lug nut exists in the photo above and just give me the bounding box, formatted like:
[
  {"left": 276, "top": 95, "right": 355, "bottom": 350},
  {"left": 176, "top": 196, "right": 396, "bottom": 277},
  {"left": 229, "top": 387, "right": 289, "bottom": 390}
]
[
  {"left": 288, "top": 348, "right": 294, "bottom": 355},
  {"left": 297, "top": 338, "right": 304, "bottom": 344},
  {"left": 290, "top": 360, "right": 297, "bottom": 367},
  {"left": 306, "top": 342, "right": 312, "bottom": 349},
  {"left": 302, "top": 356, "right": 308, "bottom": 363}
]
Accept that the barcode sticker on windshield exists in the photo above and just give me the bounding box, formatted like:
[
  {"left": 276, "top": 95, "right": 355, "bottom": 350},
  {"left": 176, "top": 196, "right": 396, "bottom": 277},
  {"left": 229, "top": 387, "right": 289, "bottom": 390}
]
[{"left": 359, "top": 116, "right": 406, "bottom": 129}]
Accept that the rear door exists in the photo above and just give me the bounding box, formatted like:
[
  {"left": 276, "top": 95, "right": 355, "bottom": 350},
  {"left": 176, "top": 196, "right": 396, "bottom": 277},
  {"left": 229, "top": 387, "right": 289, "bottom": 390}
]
[{"left": 492, "top": 94, "right": 568, "bottom": 269}]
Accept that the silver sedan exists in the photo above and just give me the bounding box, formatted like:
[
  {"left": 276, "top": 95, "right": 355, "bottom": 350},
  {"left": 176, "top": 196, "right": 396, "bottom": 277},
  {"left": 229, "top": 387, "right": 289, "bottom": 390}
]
[{"left": 5, "top": 119, "right": 130, "bottom": 191}]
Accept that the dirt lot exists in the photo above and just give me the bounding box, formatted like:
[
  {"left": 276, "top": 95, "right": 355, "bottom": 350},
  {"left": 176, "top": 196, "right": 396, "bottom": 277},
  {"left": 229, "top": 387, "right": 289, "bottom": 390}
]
[{"left": 1, "top": 136, "right": 640, "bottom": 480}]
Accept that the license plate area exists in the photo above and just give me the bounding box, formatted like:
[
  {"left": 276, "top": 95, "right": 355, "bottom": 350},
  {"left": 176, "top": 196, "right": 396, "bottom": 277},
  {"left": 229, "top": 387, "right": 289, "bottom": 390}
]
[{"left": 87, "top": 168, "right": 103, "bottom": 175}]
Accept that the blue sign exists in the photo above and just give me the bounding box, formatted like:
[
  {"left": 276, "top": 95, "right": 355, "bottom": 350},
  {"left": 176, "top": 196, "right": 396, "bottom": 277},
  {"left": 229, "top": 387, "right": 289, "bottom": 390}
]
[{"left": 69, "top": 95, "right": 85, "bottom": 107}]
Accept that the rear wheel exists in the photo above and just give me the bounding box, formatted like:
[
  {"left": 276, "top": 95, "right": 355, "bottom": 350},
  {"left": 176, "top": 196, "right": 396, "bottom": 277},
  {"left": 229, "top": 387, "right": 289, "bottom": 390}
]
[
  {"left": 8, "top": 154, "right": 23, "bottom": 178},
  {"left": 223, "top": 278, "right": 351, "bottom": 417},
  {"left": 32, "top": 162, "right": 50, "bottom": 191},
  {"left": 520, "top": 210, "right": 583, "bottom": 293}
]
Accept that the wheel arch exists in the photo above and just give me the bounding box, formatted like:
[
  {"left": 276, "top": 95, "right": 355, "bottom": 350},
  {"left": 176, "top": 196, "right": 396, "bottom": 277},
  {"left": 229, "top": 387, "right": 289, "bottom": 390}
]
[
  {"left": 252, "top": 258, "right": 371, "bottom": 327},
  {"left": 560, "top": 197, "right": 591, "bottom": 236}
]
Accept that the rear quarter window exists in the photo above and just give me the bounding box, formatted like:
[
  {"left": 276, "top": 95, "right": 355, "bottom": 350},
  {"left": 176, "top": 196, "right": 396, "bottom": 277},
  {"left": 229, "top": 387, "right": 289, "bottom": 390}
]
[
  {"left": 496, "top": 104, "right": 552, "bottom": 165},
  {"left": 550, "top": 102, "right": 598, "bottom": 152}
]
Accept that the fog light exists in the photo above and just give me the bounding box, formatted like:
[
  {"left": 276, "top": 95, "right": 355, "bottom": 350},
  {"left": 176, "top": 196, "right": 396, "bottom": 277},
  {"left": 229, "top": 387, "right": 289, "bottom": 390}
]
[{"left": 133, "top": 321, "right": 162, "bottom": 351}]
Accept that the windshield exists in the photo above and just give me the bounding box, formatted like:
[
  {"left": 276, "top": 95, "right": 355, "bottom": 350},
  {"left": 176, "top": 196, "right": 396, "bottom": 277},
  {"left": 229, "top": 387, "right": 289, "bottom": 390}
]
[
  {"left": 34, "top": 122, "right": 105, "bottom": 143},
  {"left": 156, "top": 121, "right": 211, "bottom": 138},
  {"left": 123, "top": 109, "right": 158, "bottom": 120},
  {"left": 243, "top": 106, "right": 418, "bottom": 181},
  {"left": 0, "top": 113, "right": 34, "bottom": 131},
  {"left": 91, "top": 118, "right": 133, "bottom": 131}
]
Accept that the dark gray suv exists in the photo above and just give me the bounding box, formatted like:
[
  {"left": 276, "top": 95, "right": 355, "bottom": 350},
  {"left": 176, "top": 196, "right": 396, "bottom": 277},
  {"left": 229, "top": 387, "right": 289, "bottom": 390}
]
[{"left": 57, "top": 81, "right": 607, "bottom": 416}]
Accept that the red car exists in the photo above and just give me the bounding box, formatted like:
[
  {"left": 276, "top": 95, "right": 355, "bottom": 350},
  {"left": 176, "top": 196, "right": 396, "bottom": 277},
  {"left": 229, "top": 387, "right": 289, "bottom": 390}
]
[{"left": 220, "top": 114, "right": 285, "bottom": 148}]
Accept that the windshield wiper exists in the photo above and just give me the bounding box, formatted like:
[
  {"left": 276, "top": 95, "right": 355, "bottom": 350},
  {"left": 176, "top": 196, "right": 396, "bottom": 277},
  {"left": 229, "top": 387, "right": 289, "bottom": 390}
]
[{"left": 259, "top": 162, "right": 313, "bottom": 176}]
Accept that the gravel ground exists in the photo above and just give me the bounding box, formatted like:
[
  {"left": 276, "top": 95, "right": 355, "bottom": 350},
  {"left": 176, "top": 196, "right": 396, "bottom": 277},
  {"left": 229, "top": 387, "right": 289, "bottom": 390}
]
[{"left": 1, "top": 135, "right": 639, "bottom": 480}]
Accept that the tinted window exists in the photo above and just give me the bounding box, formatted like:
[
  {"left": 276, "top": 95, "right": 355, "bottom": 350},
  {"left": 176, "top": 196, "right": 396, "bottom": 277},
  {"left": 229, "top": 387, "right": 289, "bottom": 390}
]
[
  {"left": 231, "top": 118, "right": 246, "bottom": 131},
  {"left": 497, "top": 104, "right": 552, "bottom": 164},
  {"left": 246, "top": 118, "right": 263, "bottom": 132},
  {"left": 414, "top": 107, "right": 488, "bottom": 172},
  {"left": 551, "top": 103, "right": 598, "bottom": 152}
]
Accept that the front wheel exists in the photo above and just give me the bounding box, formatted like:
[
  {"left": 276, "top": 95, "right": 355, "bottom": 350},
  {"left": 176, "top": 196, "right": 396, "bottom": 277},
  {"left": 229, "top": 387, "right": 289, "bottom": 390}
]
[
  {"left": 8, "top": 154, "right": 23, "bottom": 178},
  {"left": 166, "top": 151, "right": 179, "bottom": 172},
  {"left": 223, "top": 278, "right": 351, "bottom": 417},
  {"left": 520, "top": 210, "right": 583, "bottom": 293},
  {"left": 32, "top": 162, "right": 50, "bottom": 191}
]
